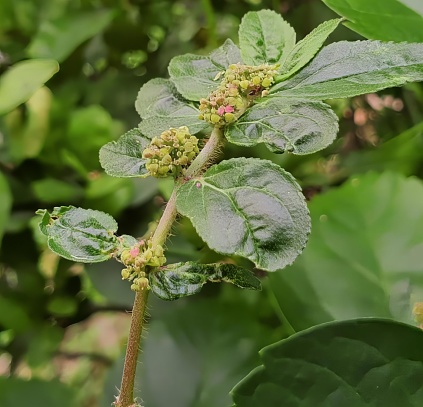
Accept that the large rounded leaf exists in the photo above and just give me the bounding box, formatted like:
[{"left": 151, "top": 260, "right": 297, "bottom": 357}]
[
  {"left": 176, "top": 158, "right": 310, "bottom": 271},
  {"left": 225, "top": 98, "right": 338, "bottom": 154},
  {"left": 232, "top": 319, "right": 423, "bottom": 407},
  {"left": 269, "top": 172, "right": 423, "bottom": 330}
]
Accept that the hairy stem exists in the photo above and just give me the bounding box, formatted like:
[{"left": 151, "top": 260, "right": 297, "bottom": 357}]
[{"left": 116, "top": 126, "right": 224, "bottom": 407}]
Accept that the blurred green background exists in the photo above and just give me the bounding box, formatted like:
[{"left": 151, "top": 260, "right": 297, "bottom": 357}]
[{"left": 1, "top": 1, "right": 423, "bottom": 406}]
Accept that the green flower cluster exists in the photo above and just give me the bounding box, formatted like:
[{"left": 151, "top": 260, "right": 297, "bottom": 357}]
[
  {"left": 142, "top": 126, "right": 199, "bottom": 177},
  {"left": 120, "top": 241, "right": 166, "bottom": 291},
  {"left": 199, "top": 63, "right": 279, "bottom": 126}
]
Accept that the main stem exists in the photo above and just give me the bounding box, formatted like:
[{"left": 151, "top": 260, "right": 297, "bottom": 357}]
[{"left": 116, "top": 126, "right": 224, "bottom": 407}]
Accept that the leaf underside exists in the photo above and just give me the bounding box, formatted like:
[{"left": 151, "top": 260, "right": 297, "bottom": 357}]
[{"left": 149, "top": 261, "right": 261, "bottom": 300}]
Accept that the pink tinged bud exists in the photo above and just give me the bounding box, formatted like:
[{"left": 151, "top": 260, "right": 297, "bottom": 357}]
[
  {"left": 196, "top": 182, "right": 202, "bottom": 188},
  {"left": 225, "top": 105, "right": 234, "bottom": 113},
  {"left": 130, "top": 247, "right": 140, "bottom": 257},
  {"left": 217, "top": 106, "right": 225, "bottom": 116}
]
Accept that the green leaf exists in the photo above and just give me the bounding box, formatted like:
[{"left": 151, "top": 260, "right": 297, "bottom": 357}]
[
  {"left": 279, "top": 18, "right": 343, "bottom": 80},
  {"left": 176, "top": 158, "right": 310, "bottom": 271},
  {"left": 149, "top": 262, "right": 261, "bottom": 300},
  {"left": 104, "top": 296, "right": 274, "bottom": 407},
  {"left": 268, "top": 172, "right": 423, "bottom": 331},
  {"left": 322, "top": 0, "right": 423, "bottom": 42},
  {"left": 36, "top": 206, "right": 119, "bottom": 263},
  {"left": 0, "top": 377, "right": 76, "bottom": 407},
  {"left": 271, "top": 41, "right": 423, "bottom": 100},
  {"left": 99, "top": 128, "right": 150, "bottom": 178},
  {"left": 225, "top": 98, "right": 338, "bottom": 154},
  {"left": 135, "top": 78, "right": 208, "bottom": 136},
  {"left": 0, "top": 171, "right": 12, "bottom": 245},
  {"left": 27, "top": 9, "right": 115, "bottom": 62},
  {"left": 238, "top": 10, "right": 296, "bottom": 66},
  {"left": 168, "top": 39, "right": 242, "bottom": 101},
  {"left": 0, "top": 59, "right": 59, "bottom": 115},
  {"left": 0, "top": 296, "right": 31, "bottom": 333},
  {"left": 232, "top": 319, "right": 423, "bottom": 407}
]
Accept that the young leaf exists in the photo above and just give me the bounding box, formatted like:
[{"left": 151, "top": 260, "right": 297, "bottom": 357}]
[
  {"left": 232, "top": 319, "right": 423, "bottom": 407},
  {"left": 176, "top": 158, "right": 310, "bottom": 272},
  {"left": 99, "top": 128, "right": 150, "bottom": 178},
  {"left": 225, "top": 98, "right": 338, "bottom": 155},
  {"left": 278, "top": 18, "right": 343, "bottom": 80},
  {"left": 36, "top": 206, "right": 119, "bottom": 262},
  {"left": 323, "top": 0, "right": 423, "bottom": 42},
  {"left": 238, "top": 10, "right": 296, "bottom": 66},
  {"left": 0, "top": 59, "right": 59, "bottom": 115},
  {"left": 271, "top": 41, "right": 423, "bottom": 100},
  {"left": 135, "top": 78, "right": 208, "bottom": 136},
  {"left": 149, "top": 262, "right": 261, "bottom": 300},
  {"left": 168, "top": 39, "right": 242, "bottom": 101}
]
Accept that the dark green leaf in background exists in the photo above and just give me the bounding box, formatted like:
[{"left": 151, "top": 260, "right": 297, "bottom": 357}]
[
  {"left": 268, "top": 172, "right": 423, "bottom": 331},
  {"left": 226, "top": 98, "right": 338, "bottom": 154},
  {"left": 37, "top": 206, "right": 119, "bottom": 262},
  {"left": 0, "top": 171, "right": 12, "bottom": 245},
  {"left": 232, "top": 319, "right": 423, "bottom": 407},
  {"left": 26, "top": 9, "right": 115, "bottom": 62},
  {"left": 149, "top": 262, "right": 261, "bottom": 300},
  {"left": 0, "top": 377, "right": 76, "bottom": 407},
  {"left": 322, "top": 0, "right": 423, "bottom": 42},
  {"left": 271, "top": 41, "right": 423, "bottom": 100},
  {"left": 238, "top": 10, "right": 296, "bottom": 66},
  {"left": 0, "top": 59, "right": 59, "bottom": 115},
  {"left": 99, "top": 128, "right": 150, "bottom": 178},
  {"left": 278, "top": 18, "right": 342, "bottom": 80},
  {"left": 168, "top": 39, "right": 242, "bottom": 101},
  {"left": 136, "top": 78, "right": 208, "bottom": 137},
  {"left": 176, "top": 158, "right": 310, "bottom": 271},
  {"left": 104, "top": 297, "right": 275, "bottom": 407}
]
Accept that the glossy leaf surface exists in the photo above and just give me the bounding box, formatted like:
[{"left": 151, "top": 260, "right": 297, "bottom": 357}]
[
  {"left": 239, "top": 10, "right": 296, "bottom": 66},
  {"left": 232, "top": 319, "right": 423, "bottom": 407},
  {"left": 136, "top": 78, "right": 208, "bottom": 136},
  {"left": 176, "top": 158, "right": 310, "bottom": 271},
  {"left": 225, "top": 98, "right": 338, "bottom": 154},
  {"left": 269, "top": 172, "right": 423, "bottom": 331},
  {"left": 323, "top": 0, "right": 423, "bottom": 42},
  {"left": 0, "top": 59, "right": 59, "bottom": 115},
  {"left": 271, "top": 41, "right": 423, "bottom": 100},
  {"left": 37, "top": 206, "right": 118, "bottom": 262},
  {"left": 168, "top": 39, "right": 242, "bottom": 101},
  {"left": 150, "top": 262, "right": 261, "bottom": 300},
  {"left": 99, "top": 128, "right": 150, "bottom": 178},
  {"left": 279, "top": 18, "right": 342, "bottom": 80}
]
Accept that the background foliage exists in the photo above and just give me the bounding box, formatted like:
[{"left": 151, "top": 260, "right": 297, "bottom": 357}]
[{"left": 1, "top": 1, "right": 423, "bottom": 406}]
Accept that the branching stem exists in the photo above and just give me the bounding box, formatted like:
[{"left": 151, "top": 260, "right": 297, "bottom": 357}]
[{"left": 116, "top": 126, "right": 224, "bottom": 407}]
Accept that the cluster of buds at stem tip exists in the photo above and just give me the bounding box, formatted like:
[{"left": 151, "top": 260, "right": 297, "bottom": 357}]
[
  {"left": 199, "top": 63, "right": 279, "bottom": 127},
  {"left": 120, "top": 240, "right": 166, "bottom": 291},
  {"left": 142, "top": 126, "right": 199, "bottom": 177}
]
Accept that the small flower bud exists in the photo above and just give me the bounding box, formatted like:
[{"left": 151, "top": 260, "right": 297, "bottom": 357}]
[
  {"left": 224, "top": 113, "right": 235, "bottom": 123},
  {"left": 210, "top": 114, "right": 221, "bottom": 124},
  {"left": 240, "top": 80, "right": 249, "bottom": 89},
  {"left": 262, "top": 77, "right": 272, "bottom": 87}
]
